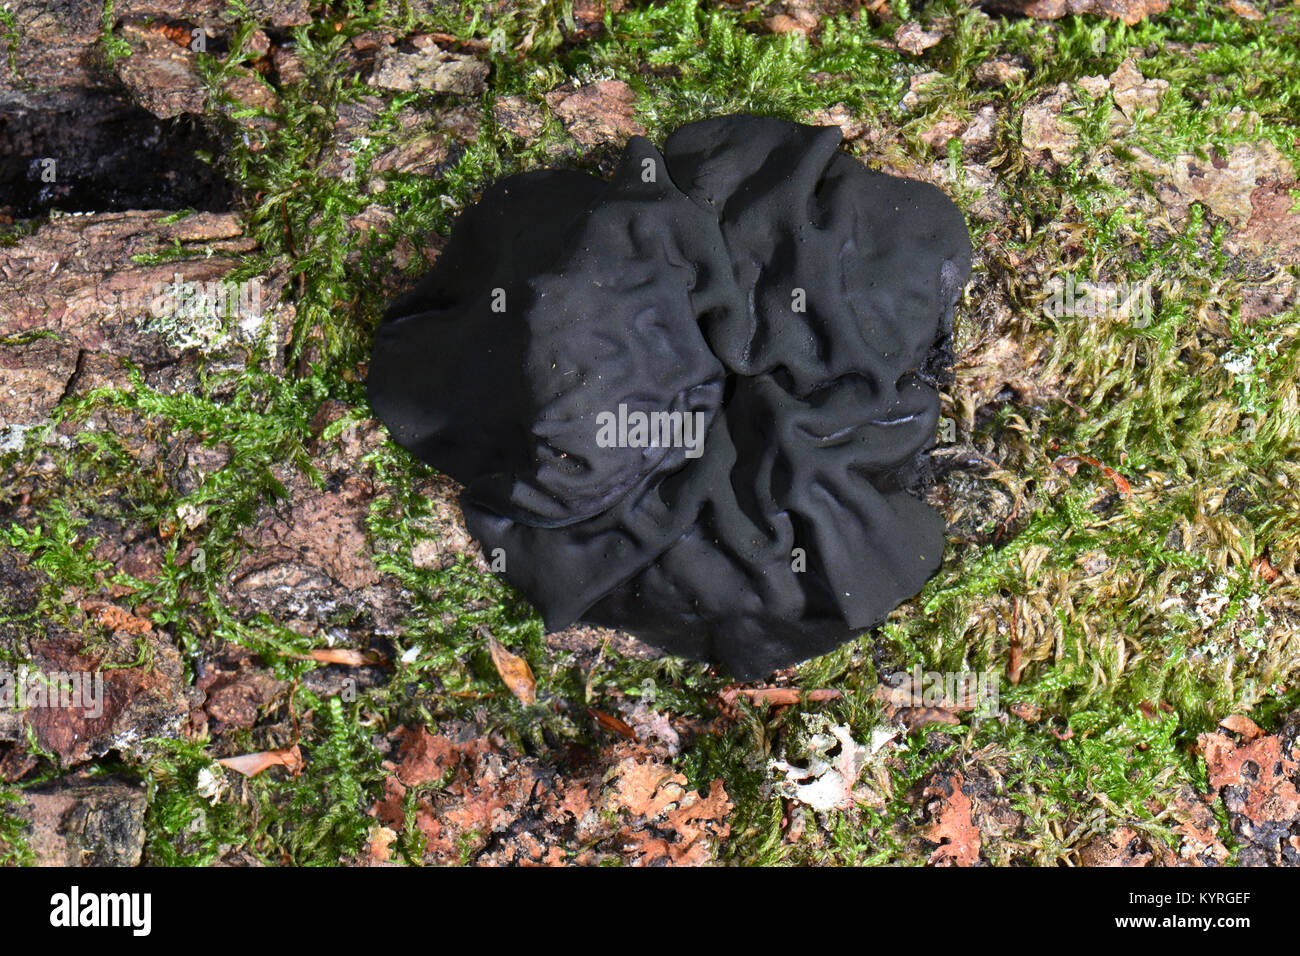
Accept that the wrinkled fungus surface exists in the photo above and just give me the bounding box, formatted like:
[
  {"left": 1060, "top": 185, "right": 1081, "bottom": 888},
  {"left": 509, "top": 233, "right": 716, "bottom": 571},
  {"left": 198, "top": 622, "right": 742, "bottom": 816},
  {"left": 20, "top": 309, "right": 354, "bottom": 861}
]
[{"left": 369, "top": 115, "right": 972, "bottom": 680}]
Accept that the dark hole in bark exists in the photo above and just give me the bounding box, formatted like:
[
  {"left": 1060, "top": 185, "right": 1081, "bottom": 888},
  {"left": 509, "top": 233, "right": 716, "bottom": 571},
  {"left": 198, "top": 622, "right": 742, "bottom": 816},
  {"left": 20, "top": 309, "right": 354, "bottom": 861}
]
[{"left": 0, "top": 91, "right": 236, "bottom": 218}]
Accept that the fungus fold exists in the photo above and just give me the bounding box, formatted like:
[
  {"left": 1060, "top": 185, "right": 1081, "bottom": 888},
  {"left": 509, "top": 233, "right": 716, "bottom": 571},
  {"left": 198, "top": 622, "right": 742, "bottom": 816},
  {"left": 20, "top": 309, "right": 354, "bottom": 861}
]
[{"left": 369, "top": 114, "right": 971, "bottom": 679}]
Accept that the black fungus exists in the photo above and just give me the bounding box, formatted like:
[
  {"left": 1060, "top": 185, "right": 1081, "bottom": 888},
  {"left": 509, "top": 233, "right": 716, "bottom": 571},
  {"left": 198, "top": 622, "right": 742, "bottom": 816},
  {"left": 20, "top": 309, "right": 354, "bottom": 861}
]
[{"left": 368, "top": 114, "right": 971, "bottom": 680}]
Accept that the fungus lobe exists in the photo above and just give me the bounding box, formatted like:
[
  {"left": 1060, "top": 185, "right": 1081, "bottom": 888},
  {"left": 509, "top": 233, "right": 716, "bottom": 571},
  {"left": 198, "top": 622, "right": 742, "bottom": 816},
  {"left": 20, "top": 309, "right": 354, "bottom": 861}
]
[{"left": 368, "top": 114, "right": 971, "bottom": 680}]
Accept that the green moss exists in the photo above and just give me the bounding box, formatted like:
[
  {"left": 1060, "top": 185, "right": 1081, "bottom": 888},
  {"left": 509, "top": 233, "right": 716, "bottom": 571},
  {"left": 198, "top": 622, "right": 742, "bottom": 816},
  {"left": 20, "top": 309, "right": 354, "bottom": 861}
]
[
  {"left": 4, "top": 0, "right": 1297, "bottom": 866},
  {"left": 142, "top": 695, "right": 385, "bottom": 865},
  {"left": 0, "top": 502, "right": 113, "bottom": 627},
  {"left": 0, "top": 7, "right": 19, "bottom": 80},
  {"left": 99, "top": 0, "right": 133, "bottom": 67},
  {"left": 0, "top": 787, "right": 34, "bottom": 867}
]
